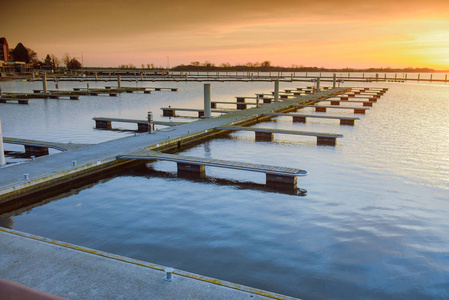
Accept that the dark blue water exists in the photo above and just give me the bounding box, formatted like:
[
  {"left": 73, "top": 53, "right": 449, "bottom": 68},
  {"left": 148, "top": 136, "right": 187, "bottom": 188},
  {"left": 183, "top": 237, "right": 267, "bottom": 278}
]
[{"left": 1, "top": 77, "right": 448, "bottom": 299}]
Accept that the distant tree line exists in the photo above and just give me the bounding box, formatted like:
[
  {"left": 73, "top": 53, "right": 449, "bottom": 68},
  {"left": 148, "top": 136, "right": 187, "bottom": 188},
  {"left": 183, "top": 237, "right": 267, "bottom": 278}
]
[
  {"left": 171, "top": 61, "right": 437, "bottom": 73},
  {"left": 8, "top": 42, "right": 82, "bottom": 71},
  {"left": 5, "top": 42, "right": 443, "bottom": 73}
]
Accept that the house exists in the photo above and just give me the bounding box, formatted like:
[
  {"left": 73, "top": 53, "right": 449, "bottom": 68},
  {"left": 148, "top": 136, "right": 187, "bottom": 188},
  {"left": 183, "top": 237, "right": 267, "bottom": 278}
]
[{"left": 0, "top": 37, "right": 10, "bottom": 62}]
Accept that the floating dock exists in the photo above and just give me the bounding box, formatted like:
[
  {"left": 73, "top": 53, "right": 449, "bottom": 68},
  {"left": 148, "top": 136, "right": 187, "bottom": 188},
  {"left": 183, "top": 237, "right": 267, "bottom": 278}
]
[
  {"left": 161, "top": 107, "right": 236, "bottom": 118},
  {"left": 93, "top": 117, "right": 186, "bottom": 132},
  {"left": 0, "top": 85, "right": 177, "bottom": 103},
  {"left": 214, "top": 125, "right": 343, "bottom": 146},
  {"left": 0, "top": 88, "right": 351, "bottom": 204},
  {"left": 262, "top": 113, "right": 360, "bottom": 126},
  {"left": 0, "top": 98, "right": 29, "bottom": 104},
  {"left": 293, "top": 104, "right": 370, "bottom": 114},
  {"left": 117, "top": 150, "right": 307, "bottom": 189}
]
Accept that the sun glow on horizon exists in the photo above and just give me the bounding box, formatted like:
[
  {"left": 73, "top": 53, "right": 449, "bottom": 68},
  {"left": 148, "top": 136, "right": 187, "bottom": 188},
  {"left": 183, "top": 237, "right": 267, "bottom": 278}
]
[{"left": 3, "top": 1, "right": 449, "bottom": 70}]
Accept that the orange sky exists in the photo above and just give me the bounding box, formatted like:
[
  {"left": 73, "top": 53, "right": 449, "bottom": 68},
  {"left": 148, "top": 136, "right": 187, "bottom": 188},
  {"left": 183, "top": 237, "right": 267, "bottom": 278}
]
[{"left": 2, "top": 0, "right": 449, "bottom": 69}]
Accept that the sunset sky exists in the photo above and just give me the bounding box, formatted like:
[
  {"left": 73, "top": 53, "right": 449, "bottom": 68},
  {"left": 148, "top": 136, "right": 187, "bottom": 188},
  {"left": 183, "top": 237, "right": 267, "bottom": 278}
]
[{"left": 2, "top": 0, "right": 449, "bottom": 69}]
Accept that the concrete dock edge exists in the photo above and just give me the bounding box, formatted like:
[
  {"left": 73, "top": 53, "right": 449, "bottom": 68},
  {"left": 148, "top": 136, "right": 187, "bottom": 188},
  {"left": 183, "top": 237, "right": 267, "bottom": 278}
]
[{"left": 0, "top": 228, "right": 300, "bottom": 300}]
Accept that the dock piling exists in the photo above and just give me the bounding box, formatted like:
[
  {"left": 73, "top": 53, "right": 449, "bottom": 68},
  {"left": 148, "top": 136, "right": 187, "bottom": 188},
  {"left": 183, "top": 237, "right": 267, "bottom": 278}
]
[
  {"left": 204, "top": 84, "right": 211, "bottom": 118},
  {"left": 0, "top": 119, "right": 5, "bottom": 166},
  {"left": 42, "top": 72, "right": 48, "bottom": 93},
  {"left": 266, "top": 174, "right": 297, "bottom": 190},
  {"left": 274, "top": 80, "right": 279, "bottom": 102},
  {"left": 147, "top": 112, "right": 154, "bottom": 134},
  {"left": 255, "top": 131, "right": 273, "bottom": 142},
  {"left": 177, "top": 163, "right": 206, "bottom": 178}
]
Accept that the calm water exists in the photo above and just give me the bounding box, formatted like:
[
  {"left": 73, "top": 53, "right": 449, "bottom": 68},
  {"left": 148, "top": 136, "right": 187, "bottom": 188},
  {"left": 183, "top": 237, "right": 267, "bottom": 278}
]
[{"left": 1, "top": 77, "right": 448, "bottom": 299}]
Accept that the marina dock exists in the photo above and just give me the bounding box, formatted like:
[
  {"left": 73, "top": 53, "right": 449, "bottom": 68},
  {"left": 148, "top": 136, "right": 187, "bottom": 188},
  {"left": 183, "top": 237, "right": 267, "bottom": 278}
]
[
  {"left": 117, "top": 150, "right": 307, "bottom": 189},
  {"left": 0, "top": 98, "right": 29, "bottom": 104},
  {"left": 261, "top": 113, "right": 360, "bottom": 126},
  {"left": 0, "top": 87, "right": 349, "bottom": 204},
  {"left": 93, "top": 117, "right": 186, "bottom": 132},
  {"left": 214, "top": 125, "right": 343, "bottom": 146},
  {"left": 293, "top": 104, "right": 370, "bottom": 114},
  {"left": 161, "top": 107, "right": 236, "bottom": 117},
  {"left": 0, "top": 84, "right": 177, "bottom": 103},
  {"left": 0, "top": 86, "right": 388, "bottom": 299}
]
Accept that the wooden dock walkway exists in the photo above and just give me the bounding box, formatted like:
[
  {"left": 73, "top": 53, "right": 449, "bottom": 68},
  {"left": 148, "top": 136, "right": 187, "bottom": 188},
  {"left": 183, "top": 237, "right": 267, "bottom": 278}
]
[
  {"left": 117, "top": 150, "right": 307, "bottom": 189},
  {"left": 293, "top": 104, "right": 370, "bottom": 114},
  {"left": 214, "top": 125, "right": 343, "bottom": 146},
  {"left": 3, "top": 137, "right": 90, "bottom": 155},
  {"left": 262, "top": 113, "right": 360, "bottom": 125},
  {"left": 93, "top": 117, "right": 186, "bottom": 131}
]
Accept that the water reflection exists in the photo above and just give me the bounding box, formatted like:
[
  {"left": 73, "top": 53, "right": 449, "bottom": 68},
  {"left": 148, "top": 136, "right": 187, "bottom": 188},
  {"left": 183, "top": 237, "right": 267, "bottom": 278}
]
[
  {"left": 1, "top": 80, "right": 449, "bottom": 299},
  {"left": 0, "top": 163, "right": 307, "bottom": 223}
]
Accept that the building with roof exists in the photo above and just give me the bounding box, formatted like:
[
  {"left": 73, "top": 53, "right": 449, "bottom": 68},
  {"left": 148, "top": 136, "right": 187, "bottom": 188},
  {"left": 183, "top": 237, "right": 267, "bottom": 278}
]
[{"left": 0, "top": 37, "right": 10, "bottom": 62}]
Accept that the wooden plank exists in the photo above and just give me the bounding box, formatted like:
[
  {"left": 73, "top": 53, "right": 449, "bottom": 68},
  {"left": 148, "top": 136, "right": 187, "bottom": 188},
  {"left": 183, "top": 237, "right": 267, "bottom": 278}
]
[
  {"left": 214, "top": 125, "right": 343, "bottom": 138},
  {"left": 117, "top": 151, "right": 307, "bottom": 176}
]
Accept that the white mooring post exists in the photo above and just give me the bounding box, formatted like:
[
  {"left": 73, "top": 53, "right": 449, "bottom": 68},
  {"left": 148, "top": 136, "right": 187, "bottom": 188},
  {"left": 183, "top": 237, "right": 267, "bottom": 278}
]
[
  {"left": 204, "top": 84, "right": 211, "bottom": 118},
  {"left": 163, "top": 267, "right": 175, "bottom": 282},
  {"left": 118, "top": 75, "right": 122, "bottom": 88},
  {"left": 274, "top": 80, "right": 279, "bottom": 102},
  {"left": 0, "top": 118, "right": 5, "bottom": 166},
  {"left": 42, "top": 72, "right": 48, "bottom": 93},
  {"left": 147, "top": 112, "right": 154, "bottom": 133}
]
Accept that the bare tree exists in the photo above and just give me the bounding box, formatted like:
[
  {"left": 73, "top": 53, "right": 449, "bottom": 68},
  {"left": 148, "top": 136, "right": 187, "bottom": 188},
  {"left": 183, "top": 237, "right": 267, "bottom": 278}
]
[
  {"left": 50, "top": 54, "right": 60, "bottom": 72},
  {"left": 261, "top": 61, "right": 271, "bottom": 68},
  {"left": 62, "top": 53, "right": 71, "bottom": 68},
  {"left": 26, "top": 47, "right": 38, "bottom": 64}
]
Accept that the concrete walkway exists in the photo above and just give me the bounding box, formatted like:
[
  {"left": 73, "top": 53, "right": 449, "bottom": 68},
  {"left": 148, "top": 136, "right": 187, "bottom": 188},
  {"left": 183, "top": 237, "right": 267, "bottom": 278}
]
[{"left": 0, "top": 228, "right": 299, "bottom": 300}]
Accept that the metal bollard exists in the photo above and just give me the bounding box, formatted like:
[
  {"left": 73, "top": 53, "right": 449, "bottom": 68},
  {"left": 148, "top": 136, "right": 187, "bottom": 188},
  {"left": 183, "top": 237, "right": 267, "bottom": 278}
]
[{"left": 162, "top": 267, "right": 174, "bottom": 282}]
